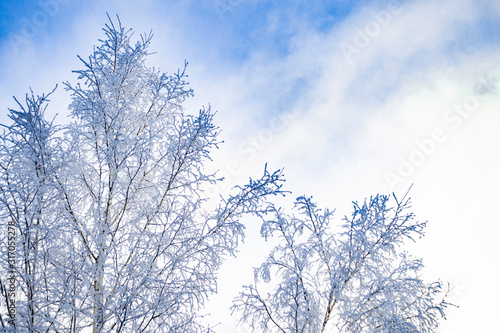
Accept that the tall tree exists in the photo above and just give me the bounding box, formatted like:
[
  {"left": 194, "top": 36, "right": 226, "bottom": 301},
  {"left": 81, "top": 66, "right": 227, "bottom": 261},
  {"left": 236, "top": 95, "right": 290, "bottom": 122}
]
[
  {"left": 0, "top": 88, "right": 74, "bottom": 332},
  {"left": 232, "top": 191, "right": 452, "bottom": 332},
  {"left": 56, "top": 16, "right": 285, "bottom": 332}
]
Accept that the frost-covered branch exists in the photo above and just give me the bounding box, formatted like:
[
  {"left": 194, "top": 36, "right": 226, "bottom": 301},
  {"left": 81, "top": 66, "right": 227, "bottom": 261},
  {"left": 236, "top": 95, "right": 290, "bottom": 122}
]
[
  {"left": 54, "top": 16, "right": 287, "bottom": 332},
  {"left": 0, "top": 87, "right": 79, "bottom": 332},
  {"left": 233, "top": 192, "right": 451, "bottom": 333}
]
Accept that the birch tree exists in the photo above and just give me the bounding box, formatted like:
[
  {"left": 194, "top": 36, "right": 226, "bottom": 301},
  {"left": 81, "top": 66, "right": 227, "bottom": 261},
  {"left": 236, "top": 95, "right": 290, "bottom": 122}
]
[
  {"left": 55, "top": 16, "right": 285, "bottom": 332},
  {"left": 232, "top": 191, "right": 452, "bottom": 332},
  {"left": 0, "top": 88, "right": 76, "bottom": 332}
]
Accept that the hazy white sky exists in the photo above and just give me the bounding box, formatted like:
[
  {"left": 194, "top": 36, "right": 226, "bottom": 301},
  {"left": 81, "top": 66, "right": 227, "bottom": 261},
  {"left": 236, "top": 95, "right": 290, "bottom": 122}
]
[{"left": 1, "top": 0, "right": 500, "bottom": 331}]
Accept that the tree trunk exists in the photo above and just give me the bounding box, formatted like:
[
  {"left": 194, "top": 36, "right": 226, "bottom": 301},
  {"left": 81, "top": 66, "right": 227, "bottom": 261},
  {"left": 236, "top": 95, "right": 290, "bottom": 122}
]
[{"left": 93, "top": 256, "right": 104, "bottom": 333}]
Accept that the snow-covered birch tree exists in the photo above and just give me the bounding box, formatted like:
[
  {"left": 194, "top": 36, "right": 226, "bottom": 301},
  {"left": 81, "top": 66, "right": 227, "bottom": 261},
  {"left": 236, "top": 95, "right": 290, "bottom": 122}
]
[
  {"left": 0, "top": 88, "right": 76, "bottom": 332},
  {"left": 53, "top": 16, "right": 285, "bottom": 332},
  {"left": 232, "top": 190, "right": 452, "bottom": 333}
]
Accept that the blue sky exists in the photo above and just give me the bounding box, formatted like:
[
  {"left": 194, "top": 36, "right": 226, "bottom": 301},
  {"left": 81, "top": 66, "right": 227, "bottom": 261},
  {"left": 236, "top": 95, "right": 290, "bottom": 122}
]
[{"left": 1, "top": 0, "right": 500, "bottom": 332}]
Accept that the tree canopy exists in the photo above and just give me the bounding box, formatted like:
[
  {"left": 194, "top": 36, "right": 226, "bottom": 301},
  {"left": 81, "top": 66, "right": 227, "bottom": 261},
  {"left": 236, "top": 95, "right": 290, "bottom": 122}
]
[{"left": 0, "top": 16, "right": 451, "bottom": 333}]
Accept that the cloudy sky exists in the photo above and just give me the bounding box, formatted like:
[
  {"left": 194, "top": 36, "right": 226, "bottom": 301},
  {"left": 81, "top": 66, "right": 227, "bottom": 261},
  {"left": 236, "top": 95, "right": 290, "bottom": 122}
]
[{"left": 1, "top": 0, "right": 500, "bottom": 331}]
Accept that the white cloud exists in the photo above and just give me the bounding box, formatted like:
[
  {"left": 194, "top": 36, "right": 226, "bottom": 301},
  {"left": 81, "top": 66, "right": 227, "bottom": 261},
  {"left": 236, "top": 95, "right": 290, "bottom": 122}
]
[{"left": 206, "top": 2, "right": 500, "bottom": 330}]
